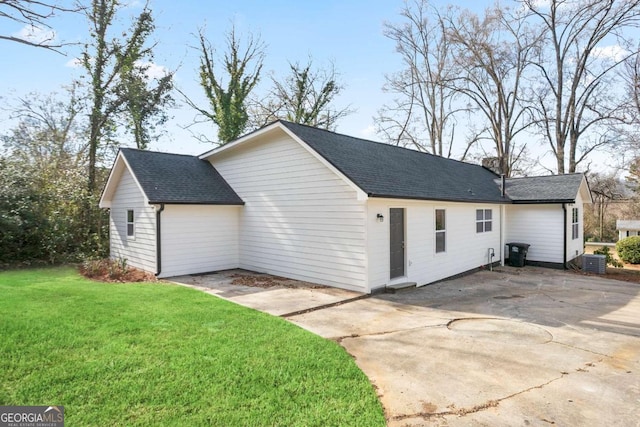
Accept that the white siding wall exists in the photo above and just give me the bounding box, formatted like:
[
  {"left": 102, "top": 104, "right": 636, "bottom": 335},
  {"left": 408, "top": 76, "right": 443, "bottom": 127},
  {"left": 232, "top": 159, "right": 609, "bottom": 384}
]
[
  {"left": 619, "top": 230, "right": 640, "bottom": 241},
  {"left": 159, "top": 205, "right": 240, "bottom": 277},
  {"left": 367, "top": 199, "right": 502, "bottom": 290},
  {"left": 566, "top": 192, "right": 586, "bottom": 261},
  {"left": 505, "top": 204, "right": 564, "bottom": 264},
  {"left": 210, "top": 132, "right": 367, "bottom": 292},
  {"left": 109, "top": 168, "right": 156, "bottom": 272}
]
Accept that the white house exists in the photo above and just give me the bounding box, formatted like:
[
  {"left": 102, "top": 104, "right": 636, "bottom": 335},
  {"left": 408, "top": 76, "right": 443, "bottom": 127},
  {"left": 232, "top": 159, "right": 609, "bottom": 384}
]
[
  {"left": 99, "top": 120, "right": 592, "bottom": 293},
  {"left": 616, "top": 220, "right": 640, "bottom": 241}
]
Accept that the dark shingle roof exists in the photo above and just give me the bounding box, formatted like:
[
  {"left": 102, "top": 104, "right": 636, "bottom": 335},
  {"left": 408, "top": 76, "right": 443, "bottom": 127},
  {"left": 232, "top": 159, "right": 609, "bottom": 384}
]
[
  {"left": 280, "top": 121, "right": 507, "bottom": 203},
  {"left": 503, "top": 174, "right": 584, "bottom": 203},
  {"left": 120, "top": 148, "right": 243, "bottom": 205}
]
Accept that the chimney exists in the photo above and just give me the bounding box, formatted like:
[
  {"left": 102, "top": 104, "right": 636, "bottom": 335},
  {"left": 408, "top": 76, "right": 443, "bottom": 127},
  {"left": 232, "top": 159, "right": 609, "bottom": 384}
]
[{"left": 501, "top": 174, "right": 506, "bottom": 198}]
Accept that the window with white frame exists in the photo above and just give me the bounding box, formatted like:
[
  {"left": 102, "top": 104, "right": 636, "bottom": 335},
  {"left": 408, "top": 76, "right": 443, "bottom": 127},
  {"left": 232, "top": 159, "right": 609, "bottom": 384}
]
[
  {"left": 435, "top": 209, "right": 446, "bottom": 253},
  {"left": 127, "top": 209, "right": 135, "bottom": 237},
  {"left": 572, "top": 208, "right": 579, "bottom": 240},
  {"left": 476, "top": 209, "right": 493, "bottom": 233}
]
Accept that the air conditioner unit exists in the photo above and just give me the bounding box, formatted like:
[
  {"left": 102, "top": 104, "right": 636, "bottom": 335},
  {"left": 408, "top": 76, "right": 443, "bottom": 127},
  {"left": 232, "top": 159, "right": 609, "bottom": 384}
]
[{"left": 582, "top": 254, "right": 606, "bottom": 274}]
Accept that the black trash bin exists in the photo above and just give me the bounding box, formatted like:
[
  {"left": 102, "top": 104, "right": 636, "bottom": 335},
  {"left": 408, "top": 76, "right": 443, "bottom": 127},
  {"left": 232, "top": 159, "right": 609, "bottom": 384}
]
[{"left": 507, "top": 242, "right": 530, "bottom": 267}]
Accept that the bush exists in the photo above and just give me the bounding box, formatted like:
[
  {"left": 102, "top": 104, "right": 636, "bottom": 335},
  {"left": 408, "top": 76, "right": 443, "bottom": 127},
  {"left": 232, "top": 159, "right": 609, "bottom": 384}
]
[
  {"left": 593, "top": 246, "right": 623, "bottom": 268},
  {"left": 616, "top": 236, "right": 640, "bottom": 264}
]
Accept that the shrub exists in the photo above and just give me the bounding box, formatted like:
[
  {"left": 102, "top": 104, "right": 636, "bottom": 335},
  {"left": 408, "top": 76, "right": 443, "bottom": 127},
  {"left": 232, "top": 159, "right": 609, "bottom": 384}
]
[
  {"left": 81, "top": 258, "right": 129, "bottom": 281},
  {"left": 80, "top": 258, "right": 155, "bottom": 282},
  {"left": 593, "top": 246, "right": 623, "bottom": 268},
  {"left": 616, "top": 236, "right": 640, "bottom": 264}
]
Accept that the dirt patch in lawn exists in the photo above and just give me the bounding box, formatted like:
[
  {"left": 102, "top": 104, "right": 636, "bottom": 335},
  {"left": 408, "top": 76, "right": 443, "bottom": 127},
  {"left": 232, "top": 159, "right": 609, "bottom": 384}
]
[
  {"left": 229, "top": 272, "right": 325, "bottom": 289},
  {"left": 591, "top": 268, "right": 640, "bottom": 284},
  {"left": 79, "top": 259, "right": 157, "bottom": 283}
]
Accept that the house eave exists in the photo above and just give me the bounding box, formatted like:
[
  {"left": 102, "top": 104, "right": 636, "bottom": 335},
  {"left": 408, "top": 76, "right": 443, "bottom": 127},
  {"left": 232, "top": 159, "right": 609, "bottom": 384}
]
[
  {"left": 511, "top": 199, "right": 575, "bottom": 204},
  {"left": 198, "top": 122, "right": 282, "bottom": 160},
  {"left": 147, "top": 200, "right": 245, "bottom": 206},
  {"left": 368, "top": 193, "right": 511, "bottom": 204}
]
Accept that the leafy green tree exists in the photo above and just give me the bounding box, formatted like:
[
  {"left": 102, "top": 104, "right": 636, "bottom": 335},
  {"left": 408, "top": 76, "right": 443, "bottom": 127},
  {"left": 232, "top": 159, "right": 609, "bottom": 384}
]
[
  {"left": 190, "top": 25, "right": 265, "bottom": 144},
  {"left": 0, "top": 89, "right": 108, "bottom": 264},
  {"left": 118, "top": 61, "right": 174, "bottom": 149},
  {"left": 254, "top": 60, "right": 351, "bottom": 130},
  {"left": 83, "top": 0, "right": 172, "bottom": 191}
]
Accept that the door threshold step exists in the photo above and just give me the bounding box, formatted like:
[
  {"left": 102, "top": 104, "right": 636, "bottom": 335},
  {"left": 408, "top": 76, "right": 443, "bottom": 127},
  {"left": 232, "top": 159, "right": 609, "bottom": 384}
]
[{"left": 385, "top": 282, "right": 417, "bottom": 293}]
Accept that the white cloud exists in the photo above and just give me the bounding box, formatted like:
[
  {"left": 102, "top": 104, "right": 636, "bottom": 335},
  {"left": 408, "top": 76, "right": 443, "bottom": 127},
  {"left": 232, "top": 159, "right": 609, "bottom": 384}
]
[
  {"left": 123, "top": 0, "right": 143, "bottom": 9},
  {"left": 360, "top": 124, "right": 377, "bottom": 139},
  {"left": 65, "top": 57, "right": 83, "bottom": 68},
  {"left": 136, "top": 61, "right": 170, "bottom": 80},
  {"left": 64, "top": 58, "right": 168, "bottom": 79},
  {"left": 592, "top": 45, "right": 629, "bottom": 62},
  {"left": 13, "top": 24, "right": 56, "bottom": 45},
  {"left": 519, "top": 0, "right": 550, "bottom": 12},
  {"left": 527, "top": 0, "right": 550, "bottom": 7}
]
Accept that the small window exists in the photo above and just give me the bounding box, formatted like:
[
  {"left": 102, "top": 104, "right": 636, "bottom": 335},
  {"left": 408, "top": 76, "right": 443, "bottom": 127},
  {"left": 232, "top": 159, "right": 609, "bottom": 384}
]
[
  {"left": 435, "top": 209, "right": 446, "bottom": 253},
  {"left": 571, "top": 208, "right": 579, "bottom": 240},
  {"left": 627, "top": 231, "right": 631, "bottom": 237},
  {"left": 476, "top": 209, "right": 493, "bottom": 233},
  {"left": 127, "top": 209, "right": 135, "bottom": 237}
]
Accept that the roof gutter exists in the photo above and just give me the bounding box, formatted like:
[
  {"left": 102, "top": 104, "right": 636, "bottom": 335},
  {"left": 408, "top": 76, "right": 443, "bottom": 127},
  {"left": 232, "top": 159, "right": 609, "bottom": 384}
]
[
  {"left": 366, "top": 193, "right": 511, "bottom": 204},
  {"left": 511, "top": 199, "right": 575, "bottom": 205},
  {"left": 155, "top": 203, "right": 165, "bottom": 276},
  {"left": 148, "top": 200, "right": 245, "bottom": 206}
]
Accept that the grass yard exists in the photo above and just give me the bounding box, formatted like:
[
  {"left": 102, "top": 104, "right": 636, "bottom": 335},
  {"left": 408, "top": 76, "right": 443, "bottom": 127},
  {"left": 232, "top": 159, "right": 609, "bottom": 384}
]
[{"left": 0, "top": 267, "right": 385, "bottom": 426}]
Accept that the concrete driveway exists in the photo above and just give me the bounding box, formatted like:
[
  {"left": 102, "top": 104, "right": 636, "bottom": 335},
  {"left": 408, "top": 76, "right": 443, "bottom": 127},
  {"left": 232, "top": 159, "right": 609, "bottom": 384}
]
[{"left": 172, "top": 267, "right": 640, "bottom": 426}]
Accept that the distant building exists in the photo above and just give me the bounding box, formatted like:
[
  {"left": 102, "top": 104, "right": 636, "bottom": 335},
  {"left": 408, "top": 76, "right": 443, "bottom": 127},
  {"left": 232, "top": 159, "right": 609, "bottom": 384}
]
[{"left": 617, "top": 220, "right": 640, "bottom": 241}]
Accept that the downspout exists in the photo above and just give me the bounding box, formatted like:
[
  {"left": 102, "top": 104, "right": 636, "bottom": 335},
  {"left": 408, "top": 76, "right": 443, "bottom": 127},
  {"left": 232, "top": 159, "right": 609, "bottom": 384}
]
[
  {"left": 562, "top": 203, "right": 567, "bottom": 270},
  {"left": 155, "top": 203, "right": 165, "bottom": 276},
  {"left": 500, "top": 175, "right": 506, "bottom": 266}
]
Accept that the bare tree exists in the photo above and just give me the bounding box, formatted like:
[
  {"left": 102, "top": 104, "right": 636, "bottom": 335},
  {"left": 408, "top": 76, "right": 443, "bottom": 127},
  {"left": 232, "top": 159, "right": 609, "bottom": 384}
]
[
  {"left": 588, "top": 172, "right": 625, "bottom": 241},
  {"left": 252, "top": 60, "right": 351, "bottom": 130},
  {"left": 184, "top": 26, "right": 265, "bottom": 145},
  {"left": 524, "top": 0, "right": 640, "bottom": 174},
  {"left": 0, "top": 0, "right": 78, "bottom": 52},
  {"left": 2, "top": 84, "right": 88, "bottom": 171},
  {"left": 612, "top": 49, "right": 640, "bottom": 165},
  {"left": 377, "top": 0, "right": 463, "bottom": 156},
  {"left": 447, "top": 5, "right": 540, "bottom": 177}
]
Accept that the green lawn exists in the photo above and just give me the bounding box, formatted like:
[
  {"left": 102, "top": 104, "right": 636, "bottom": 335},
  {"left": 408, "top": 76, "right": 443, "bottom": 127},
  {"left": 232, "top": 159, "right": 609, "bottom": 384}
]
[{"left": 0, "top": 267, "right": 385, "bottom": 426}]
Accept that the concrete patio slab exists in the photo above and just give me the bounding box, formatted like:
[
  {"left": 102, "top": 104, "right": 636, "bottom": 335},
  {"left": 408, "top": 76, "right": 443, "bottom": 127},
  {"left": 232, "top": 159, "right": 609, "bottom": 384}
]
[
  {"left": 171, "top": 266, "right": 640, "bottom": 426},
  {"left": 170, "top": 269, "right": 362, "bottom": 316}
]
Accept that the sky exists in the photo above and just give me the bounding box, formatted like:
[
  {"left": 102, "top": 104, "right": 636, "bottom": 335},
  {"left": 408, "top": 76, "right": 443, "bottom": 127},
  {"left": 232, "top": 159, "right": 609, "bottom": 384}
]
[{"left": 0, "top": 0, "right": 626, "bottom": 174}]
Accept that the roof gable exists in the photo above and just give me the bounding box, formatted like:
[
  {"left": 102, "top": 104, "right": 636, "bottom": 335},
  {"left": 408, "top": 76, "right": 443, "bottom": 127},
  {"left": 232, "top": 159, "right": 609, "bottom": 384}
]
[
  {"left": 100, "top": 148, "right": 243, "bottom": 206},
  {"left": 199, "top": 120, "right": 592, "bottom": 206},
  {"left": 279, "top": 121, "right": 507, "bottom": 203}
]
